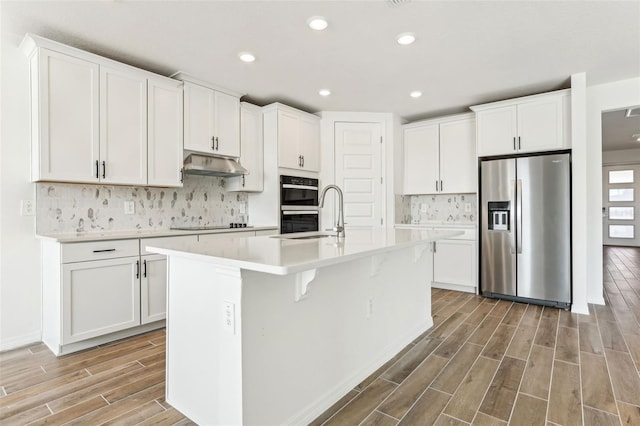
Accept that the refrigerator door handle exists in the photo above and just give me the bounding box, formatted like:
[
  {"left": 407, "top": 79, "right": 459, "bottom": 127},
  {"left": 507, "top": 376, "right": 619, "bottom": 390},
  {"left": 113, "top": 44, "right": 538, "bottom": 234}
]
[
  {"left": 510, "top": 179, "right": 517, "bottom": 254},
  {"left": 516, "top": 179, "right": 523, "bottom": 254}
]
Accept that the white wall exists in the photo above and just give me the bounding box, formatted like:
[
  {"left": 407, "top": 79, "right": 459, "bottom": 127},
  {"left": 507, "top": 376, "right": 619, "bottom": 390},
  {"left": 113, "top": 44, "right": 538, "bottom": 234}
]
[
  {"left": 585, "top": 77, "right": 640, "bottom": 306},
  {"left": 0, "top": 30, "right": 42, "bottom": 350}
]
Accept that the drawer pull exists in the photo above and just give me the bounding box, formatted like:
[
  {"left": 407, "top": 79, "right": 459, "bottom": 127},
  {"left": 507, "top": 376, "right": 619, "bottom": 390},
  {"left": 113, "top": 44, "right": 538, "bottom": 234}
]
[
  {"left": 143, "top": 259, "right": 147, "bottom": 278},
  {"left": 92, "top": 248, "right": 116, "bottom": 253},
  {"left": 135, "top": 260, "right": 140, "bottom": 279}
]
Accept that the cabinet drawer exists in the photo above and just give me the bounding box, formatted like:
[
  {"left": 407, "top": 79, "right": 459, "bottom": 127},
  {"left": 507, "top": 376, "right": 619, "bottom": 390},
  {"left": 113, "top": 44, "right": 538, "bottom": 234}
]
[
  {"left": 140, "top": 235, "right": 198, "bottom": 255},
  {"left": 62, "top": 239, "right": 139, "bottom": 263}
]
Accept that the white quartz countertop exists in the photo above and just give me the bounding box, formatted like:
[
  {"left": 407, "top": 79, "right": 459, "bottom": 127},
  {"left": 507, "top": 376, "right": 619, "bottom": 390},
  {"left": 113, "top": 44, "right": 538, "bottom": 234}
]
[
  {"left": 395, "top": 223, "right": 477, "bottom": 229},
  {"left": 147, "top": 228, "right": 463, "bottom": 275},
  {"left": 36, "top": 226, "right": 278, "bottom": 243}
]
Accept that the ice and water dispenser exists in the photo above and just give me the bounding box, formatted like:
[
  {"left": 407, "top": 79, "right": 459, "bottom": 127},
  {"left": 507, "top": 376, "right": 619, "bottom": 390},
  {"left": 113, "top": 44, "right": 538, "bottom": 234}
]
[{"left": 488, "top": 201, "right": 510, "bottom": 231}]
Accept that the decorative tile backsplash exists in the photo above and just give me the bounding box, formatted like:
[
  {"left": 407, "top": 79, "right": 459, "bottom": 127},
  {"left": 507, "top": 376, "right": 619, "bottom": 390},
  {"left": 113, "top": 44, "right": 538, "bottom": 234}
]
[
  {"left": 396, "top": 194, "right": 477, "bottom": 224},
  {"left": 36, "top": 175, "right": 248, "bottom": 234}
]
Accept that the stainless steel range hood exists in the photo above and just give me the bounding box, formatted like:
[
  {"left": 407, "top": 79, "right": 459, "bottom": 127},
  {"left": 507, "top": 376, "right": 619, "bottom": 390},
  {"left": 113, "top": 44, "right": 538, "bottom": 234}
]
[{"left": 183, "top": 154, "right": 248, "bottom": 177}]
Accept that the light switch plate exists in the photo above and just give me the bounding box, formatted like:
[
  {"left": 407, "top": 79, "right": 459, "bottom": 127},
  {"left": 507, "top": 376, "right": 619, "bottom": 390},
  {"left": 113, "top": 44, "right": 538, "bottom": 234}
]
[
  {"left": 420, "top": 203, "right": 427, "bottom": 213},
  {"left": 223, "top": 301, "right": 235, "bottom": 334},
  {"left": 465, "top": 203, "right": 472, "bottom": 213},
  {"left": 20, "top": 200, "right": 35, "bottom": 216}
]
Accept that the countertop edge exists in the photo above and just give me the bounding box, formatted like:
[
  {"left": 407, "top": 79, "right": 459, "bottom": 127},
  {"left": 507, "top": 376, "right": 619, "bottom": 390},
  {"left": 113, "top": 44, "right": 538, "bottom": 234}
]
[{"left": 147, "top": 229, "right": 463, "bottom": 275}]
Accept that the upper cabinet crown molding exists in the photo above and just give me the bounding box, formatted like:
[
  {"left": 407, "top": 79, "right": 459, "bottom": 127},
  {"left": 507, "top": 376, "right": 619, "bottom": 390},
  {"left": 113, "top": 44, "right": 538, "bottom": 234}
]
[
  {"left": 171, "top": 71, "right": 244, "bottom": 98},
  {"left": 470, "top": 89, "right": 571, "bottom": 157}
]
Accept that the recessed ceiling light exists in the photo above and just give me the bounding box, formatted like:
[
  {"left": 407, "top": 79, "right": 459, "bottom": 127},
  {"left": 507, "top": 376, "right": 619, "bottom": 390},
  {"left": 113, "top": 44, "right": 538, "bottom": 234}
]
[
  {"left": 238, "top": 52, "right": 256, "bottom": 63},
  {"left": 319, "top": 89, "right": 331, "bottom": 97},
  {"left": 410, "top": 91, "right": 422, "bottom": 98},
  {"left": 308, "top": 16, "right": 328, "bottom": 31},
  {"left": 396, "top": 32, "right": 416, "bottom": 45}
]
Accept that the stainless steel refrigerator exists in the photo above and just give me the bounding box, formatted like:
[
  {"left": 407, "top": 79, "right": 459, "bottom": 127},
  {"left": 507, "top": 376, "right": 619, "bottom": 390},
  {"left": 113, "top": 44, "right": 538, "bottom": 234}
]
[{"left": 480, "top": 152, "right": 571, "bottom": 309}]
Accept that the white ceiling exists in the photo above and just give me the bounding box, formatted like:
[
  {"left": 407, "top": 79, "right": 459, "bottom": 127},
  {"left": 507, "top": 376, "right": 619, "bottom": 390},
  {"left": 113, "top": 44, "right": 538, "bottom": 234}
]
[{"left": 1, "top": 1, "right": 639, "bottom": 122}]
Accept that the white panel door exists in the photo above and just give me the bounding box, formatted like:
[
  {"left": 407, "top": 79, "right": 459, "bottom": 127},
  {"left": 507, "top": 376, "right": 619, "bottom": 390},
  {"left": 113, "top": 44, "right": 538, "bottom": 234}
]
[
  {"left": 36, "top": 49, "right": 100, "bottom": 182},
  {"left": 141, "top": 254, "right": 167, "bottom": 324},
  {"left": 335, "top": 122, "right": 383, "bottom": 234},
  {"left": 214, "top": 91, "right": 240, "bottom": 157},
  {"left": 148, "top": 78, "right": 184, "bottom": 187},
  {"left": 99, "top": 66, "right": 147, "bottom": 185},
  {"left": 62, "top": 257, "right": 141, "bottom": 344},
  {"left": 439, "top": 118, "right": 477, "bottom": 194},
  {"left": 603, "top": 165, "right": 640, "bottom": 247},
  {"left": 517, "top": 97, "right": 563, "bottom": 153},
  {"left": 278, "top": 110, "right": 301, "bottom": 169},
  {"left": 403, "top": 124, "right": 439, "bottom": 194},
  {"left": 184, "top": 81, "right": 216, "bottom": 153},
  {"left": 476, "top": 105, "right": 517, "bottom": 157}
]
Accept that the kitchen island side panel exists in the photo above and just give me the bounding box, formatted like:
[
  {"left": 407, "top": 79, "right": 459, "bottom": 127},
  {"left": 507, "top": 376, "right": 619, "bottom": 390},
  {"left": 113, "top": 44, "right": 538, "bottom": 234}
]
[{"left": 160, "top": 234, "right": 441, "bottom": 425}]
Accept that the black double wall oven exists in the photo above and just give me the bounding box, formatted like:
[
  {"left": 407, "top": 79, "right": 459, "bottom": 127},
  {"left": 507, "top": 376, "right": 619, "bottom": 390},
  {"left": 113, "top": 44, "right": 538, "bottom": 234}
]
[{"left": 280, "top": 175, "right": 319, "bottom": 234}]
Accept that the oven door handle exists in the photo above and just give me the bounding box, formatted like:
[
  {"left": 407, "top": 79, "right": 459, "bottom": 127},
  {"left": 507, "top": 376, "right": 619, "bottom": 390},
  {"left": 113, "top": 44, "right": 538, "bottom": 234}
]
[
  {"left": 282, "top": 184, "right": 318, "bottom": 191},
  {"left": 282, "top": 211, "right": 319, "bottom": 215}
]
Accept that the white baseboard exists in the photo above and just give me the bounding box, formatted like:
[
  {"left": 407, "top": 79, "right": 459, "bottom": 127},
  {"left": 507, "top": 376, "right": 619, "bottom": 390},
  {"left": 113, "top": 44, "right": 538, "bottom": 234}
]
[
  {"left": 588, "top": 296, "right": 605, "bottom": 306},
  {"left": 571, "top": 303, "right": 589, "bottom": 315},
  {"left": 285, "top": 318, "right": 434, "bottom": 426},
  {"left": 0, "top": 331, "right": 42, "bottom": 352},
  {"left": 432, "top": 282, "right": 477, "bottom": 294}
]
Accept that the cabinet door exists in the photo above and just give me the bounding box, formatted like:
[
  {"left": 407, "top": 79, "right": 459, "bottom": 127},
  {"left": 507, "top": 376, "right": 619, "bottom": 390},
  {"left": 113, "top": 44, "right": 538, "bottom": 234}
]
[
  {"left": 476, "top": 106, "right": 517, "bottom": 157},
  {"left": 99, "top": 66, "right": 148, "bottom": 185},
  {"left": 403, "top": 124, "right": 439, "bottom": 194},
  {"left": 141, "top": 254, "right": 167, "bottom": 324},
  {"left": 299, "top": 115, "right": 320, "bottom": 171},
  {"left": 214, "top": 91, "right": 241, "bottom": 157},
  {"left": 148, "top": 78, "right": 184, "bottom": 187},
  {"left": 184, "top": 81, "right": 216, "bottom": 153},
  {"left": 278, "top": 110, "right": 302, "bottom": 169},
  {"left": 34, "top": 49, "right": 99, "bottom": 183},
  {"left": 439, "top": 118, "right": 477, "bottom": 194},
  {"left": 62, "top": 257, "right": 141, "bottom": 344},
  {"left": 433, "top": 240, "right": 476, "bottom": 288},
  {"left": 517, "top": 96, "right": 564, "bottom": 153},
  {"left": 227, "top": 103, "right": 264, "bottom": 192}
]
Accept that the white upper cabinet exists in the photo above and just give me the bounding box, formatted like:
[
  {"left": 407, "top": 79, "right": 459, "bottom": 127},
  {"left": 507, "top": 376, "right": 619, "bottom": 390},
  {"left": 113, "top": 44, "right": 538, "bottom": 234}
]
[
  {"left": 227, "top": 102, "right": 264, "bottom": 192},
  {"left": 268, "top": 104, "right": 320, "bottom": 172},
  {"left": 22, "top": 35, "right": 185, "bottom": 187},
  {"left": 180, "top": 76, "right": 241, "bottom": 158},
  {"left": 402, "top": 114, "right": 476, "bottom": 195},
  {"left": 99, "top": 66, "right": 148, "bottom": 185},
  {"left": 30, "top": 48, "right": 100, "bottom": 183},
  {"left": 148, "top": 78, "right": 184, "bottom": 187},
  {"left": 472, "top": 89, "right": 571, "bottom": 157},
  {"left": 439, "top": 118, "right": 477, "bottom": 194}
]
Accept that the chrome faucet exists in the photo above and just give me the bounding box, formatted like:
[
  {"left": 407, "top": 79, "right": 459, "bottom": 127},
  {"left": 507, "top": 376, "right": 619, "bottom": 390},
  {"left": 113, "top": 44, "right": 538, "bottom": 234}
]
[{"left": 318, "top": 184, "right": 345, "bottom": 238}]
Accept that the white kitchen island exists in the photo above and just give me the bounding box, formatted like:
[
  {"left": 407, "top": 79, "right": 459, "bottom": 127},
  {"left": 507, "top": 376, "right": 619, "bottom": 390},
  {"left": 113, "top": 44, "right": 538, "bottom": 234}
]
[{"left": 147, "top": 228, "right": 461, "bottom": 426}]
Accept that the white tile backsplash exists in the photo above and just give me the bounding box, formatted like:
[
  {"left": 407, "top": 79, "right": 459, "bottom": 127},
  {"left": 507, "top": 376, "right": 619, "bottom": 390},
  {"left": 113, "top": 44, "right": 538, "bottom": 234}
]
[
  {"left": 396, "top": 193, "right": 477, "bottom": 225},
  {"left": 36, "top": 175, "right": 249, "bottom": 234}
]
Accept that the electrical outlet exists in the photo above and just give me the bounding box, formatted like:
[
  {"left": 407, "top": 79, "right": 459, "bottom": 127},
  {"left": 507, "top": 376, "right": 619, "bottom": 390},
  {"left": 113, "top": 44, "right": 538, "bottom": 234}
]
[
  {"left": 20, "top": 200, "right": 35, "bottom": 216},
  {"left": 367, "top": 298, "right": 374, "bottom": 318},
  {"left": 223, "top": 301, "right": 235, "bottom": 334},
  {"left": 124, "top": 200, "right": 135, "bottom": 215},
  {"left": 465, "top": 203, "right": 472, "bottom": 213},
  {"left": 239, "top": 203, "right": 246, "bottom": 214},
  {"left": 420, "top": 203, "right": 427, "bottom": 213}
]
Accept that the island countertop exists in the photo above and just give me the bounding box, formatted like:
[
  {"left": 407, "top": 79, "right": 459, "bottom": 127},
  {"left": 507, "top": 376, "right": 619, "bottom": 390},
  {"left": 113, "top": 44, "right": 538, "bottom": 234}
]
[{"left": 147, "top": 228, "right": 463, "bottom": 275}]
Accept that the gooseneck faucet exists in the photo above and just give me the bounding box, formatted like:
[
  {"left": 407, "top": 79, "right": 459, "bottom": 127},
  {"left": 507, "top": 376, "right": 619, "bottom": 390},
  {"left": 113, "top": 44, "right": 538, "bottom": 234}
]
[{"left": 318, "top": 184, "right": 345, "bottom": 238}]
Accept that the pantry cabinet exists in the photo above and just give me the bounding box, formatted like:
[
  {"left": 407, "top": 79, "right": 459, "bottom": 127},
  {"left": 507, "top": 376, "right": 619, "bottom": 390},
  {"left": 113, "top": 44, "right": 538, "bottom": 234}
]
[
  {"left": 402, "top": 113, "right": 476, "bottom": 195},
  {"left": 180, "top": 76, "right": 241, "bottom": 158},
  {"left": 472, "top": 89, "right": 571, "bottom": 157},
  {"left": 227, "top": 102, "right": 264, "bottom": 192},
  {"left": 22, "top": 34, "right": 184, "bottom": 187},
  {"left": 264, "top": 103, "right": 320, "bottom": 172}
]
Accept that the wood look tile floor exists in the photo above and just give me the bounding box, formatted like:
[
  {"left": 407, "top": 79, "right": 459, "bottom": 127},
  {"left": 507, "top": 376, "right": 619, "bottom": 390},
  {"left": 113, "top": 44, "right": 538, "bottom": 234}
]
[{"left": 1, "top": 245, "right": 640, "bottom": 425}]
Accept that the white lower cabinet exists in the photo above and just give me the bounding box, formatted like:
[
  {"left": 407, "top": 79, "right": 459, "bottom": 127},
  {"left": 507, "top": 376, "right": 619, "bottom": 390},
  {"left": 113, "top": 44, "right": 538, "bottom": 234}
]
[
  {"left": 432, "top": 238, "right": 476, "bottom": 292},
  {"left": 62, "top": 256, "right": 141, "bottom": 344},
  {"left": 141, "top": 254, "right": 167, "bottom": 324}
]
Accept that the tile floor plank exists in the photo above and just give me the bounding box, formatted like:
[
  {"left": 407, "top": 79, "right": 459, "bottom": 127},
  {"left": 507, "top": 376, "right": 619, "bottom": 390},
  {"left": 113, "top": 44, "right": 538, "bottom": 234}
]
[
  {"left": 361, "top": 410, "right": 399, "bottom": 426},
  {"left": 509, "top": 393, "right": 547, "bottom": 426},
  {"left": 583, "top": 406, "right": 621, "bottom": 426},
  {"left": 617, "top": 402, "right": 640, "bottom": 426},
  {"left": 324, "top": 379, "right": 396, "bottom": 426},
  {"left": 580, "top": 351, "right": 618, "bottom": 414},
  {"left": 397, "top": 388, "right": 450, "bottom": 426},
  {"left": 431, "top": 343, "right": 484, "bottom": 395},
  {"left": 478, "top": 356, "right": 526, "bottom": 421},
  {"left": 604, "top": 348, "right": 640, "bottom": 406},
  {"left": 520, "top": 345, "right": 554, "bottom": 400},
  {"left": 555, "top": 326, "right": 580, "bottom": 364},
  {"left": 505, "top": 324, "right": 537, "bottom": 360},
  {"left": 547, "top": 360, "right": 582, "bottom": 426}
]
